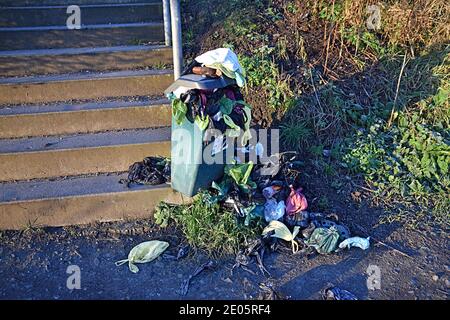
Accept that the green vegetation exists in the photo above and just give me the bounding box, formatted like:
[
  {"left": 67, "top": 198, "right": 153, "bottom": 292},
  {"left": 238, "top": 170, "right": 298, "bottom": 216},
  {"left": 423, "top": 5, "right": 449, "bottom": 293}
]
[
  {"left": 240, "top": 52, "right": 294, "bottom": 112},
  {"left": 154, "top": 194, "right": 261, "bottom": 256},
  {"left": 280, "top": 120, "right": 312, "bottom": 150},
  {"left": 342, "top": 55, "right": 450, "bottom": 226}
]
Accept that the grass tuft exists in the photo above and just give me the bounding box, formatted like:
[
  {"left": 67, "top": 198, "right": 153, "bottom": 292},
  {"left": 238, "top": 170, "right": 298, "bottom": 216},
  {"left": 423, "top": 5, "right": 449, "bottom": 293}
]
[{"left": 154, "top": 194, "right": 262, "bottom": 256}]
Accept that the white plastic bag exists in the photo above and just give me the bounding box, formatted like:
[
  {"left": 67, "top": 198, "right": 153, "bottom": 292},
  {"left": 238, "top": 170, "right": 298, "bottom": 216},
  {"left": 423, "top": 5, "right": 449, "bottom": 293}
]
[
  {"left": 262, "top": 220, "right": 300, "bottom": 253},
  {"left": 115, "top": 240, "right": 169, "bottom": 273},
  {"left": 264, "top": 199, "right": 285, "bottom": 222},
  {"left": 338, "top": 237, "right": 370, "bottom": 250}
]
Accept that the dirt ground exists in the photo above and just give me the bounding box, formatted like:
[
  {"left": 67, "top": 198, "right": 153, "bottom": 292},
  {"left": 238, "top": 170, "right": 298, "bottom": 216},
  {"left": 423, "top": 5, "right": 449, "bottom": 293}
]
[{"left": 1, "top": 180, "right": 448, "bottom": 300}]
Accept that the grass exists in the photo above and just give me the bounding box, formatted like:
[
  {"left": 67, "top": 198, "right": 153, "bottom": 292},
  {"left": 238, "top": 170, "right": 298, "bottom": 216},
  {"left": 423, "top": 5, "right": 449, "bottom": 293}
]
[
  {"left": 154, "top": 194, "right": 262, "bottom": 256},
  {"left": 280, "top": 120, "right": 312, "bottom": 150}
]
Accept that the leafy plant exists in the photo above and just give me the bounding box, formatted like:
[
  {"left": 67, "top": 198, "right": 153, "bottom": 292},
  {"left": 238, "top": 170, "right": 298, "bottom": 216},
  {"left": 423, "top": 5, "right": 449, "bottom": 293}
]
[
  {"left": 240, "top": 52, "right": 294, "bottom": 112},
  {"left": 342, "top": 107, "right": 449, "bottom": 226}
]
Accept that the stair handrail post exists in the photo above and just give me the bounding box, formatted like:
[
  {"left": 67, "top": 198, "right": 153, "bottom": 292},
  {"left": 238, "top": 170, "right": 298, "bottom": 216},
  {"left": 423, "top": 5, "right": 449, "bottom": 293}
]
[
  {"left": 169, "top": 0, "right": 183, "bottom": 79},
  {"left": 162, "top": 0, "right": 171, "bottom": 46}
]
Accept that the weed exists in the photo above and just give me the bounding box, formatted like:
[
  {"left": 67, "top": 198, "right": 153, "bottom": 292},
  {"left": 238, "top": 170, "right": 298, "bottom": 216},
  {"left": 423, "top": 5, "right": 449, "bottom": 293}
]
[
  {"left": 286, "top": 2, "right": 298, "bottom": 14},
  {"left": 280, "top": 120, "right": 312, "bottom": 150},
  {"left": 184, "top": 28, "right": 195, "bottom": 46},
  {"left": 240, "top": 52, "right": 294, "bottom": 112},
  {"left": 342, "top": 84, "right": 450, "bottom": 226},
  {"left": 265, "top": 6, "right": 283, "bottom": 22},
  {"left": 129, "top": 38, "right": 146, "bottom": 46},
  {"left": 317, "top": 195, "right": 330, "bottom": 211},
  {"left": 154, "top": 194, "right": 261, "bottom": 256},
  {"left": 319, "top": 1, "right": 343, "bottom": 23}
]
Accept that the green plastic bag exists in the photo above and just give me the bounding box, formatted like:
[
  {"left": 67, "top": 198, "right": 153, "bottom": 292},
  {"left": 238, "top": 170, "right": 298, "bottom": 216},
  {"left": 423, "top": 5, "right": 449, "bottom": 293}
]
[
  {"left": 224, "top": 162, "right": 257, "bottom": 193},
  {"left": 219, "top": 97, "right": 235, "bottom": 115},
  {"left": 172, "top": 98, "right": 187, "bottom": 125},
  {"left": 115, "top": 240, "right": 169, "bottom": 273},
  {"left": 195, "top": 114, "right": 209, "bottom": 131},
  {"left": 305, "top": 226, "right": 340, "bottom": 254}
]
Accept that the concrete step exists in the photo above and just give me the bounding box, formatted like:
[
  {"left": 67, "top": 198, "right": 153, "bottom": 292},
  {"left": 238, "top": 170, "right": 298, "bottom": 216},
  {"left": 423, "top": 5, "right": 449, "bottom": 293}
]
[
  {"left": 0, "top": 0, "right": 161, "bottom": 6},
  {"left": 0, "top": 173, "right": 183, "bottom": 230},
  {"left": 0, "top": 3, "right": 163, "bottom": 27},
  {"left": 0, "top": 44, "right": 172, "bottom": 78},
  {"left": 0, "top": 127, "right": 171, "bottom": 181},
  {"left": 0, "top": 22, "right": 164, "bottom": 50},
  {"left": 0, "top": 98, "right": 172, "bottom": 139},
  {"left": 0, "top": 69, "right": 173, "bottom": 105}
]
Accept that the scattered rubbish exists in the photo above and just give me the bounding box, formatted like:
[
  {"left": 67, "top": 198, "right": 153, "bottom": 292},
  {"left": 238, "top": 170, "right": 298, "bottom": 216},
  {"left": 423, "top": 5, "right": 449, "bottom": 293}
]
[
  {"left": 244, "top": 204, "right": 264, "bottom": 226},
  {"left": 119, "top": 156, "right": 170, "bottom": 187},
  {"left": 179, "top": 260, "right": 216, "bottom": 296},
  {"left": 285, "top": 210, "right": 310, "bottom": 228},
  {"left": 338, "top": 237, "right": 370, "bottom": 250},
  {"left": 233, "top": 238, "right": 270, "bottom": 276},
  {"left": 115, "top": 240, "right": 169, "bottom": 273},
  {"left": 176, "top": 244, "right": 190, "bottom": 260},
  {"left": 224, "top": 161, "right": 257, "bottom": 193},
  {"left": 284, "top": 211, "right": 350, "bottom": 241},
  {"left": 285, "top": 186, "right": 308, "bottom": 215},
  {"left": 304, "top": 226, "right": 340, "bottom": 254},
  {"left": 262, "top": 184, "right": 282, "bottom": 200},
  {"left": 115, "top": 46, "right": 374, "bottom": 292},
  {"left": 264, "top": 199, "right": 285, "bottom": 222},
  {"left": 301, "top": 222, "right": 317, "bottom": 239},
  {"left": 262, "top": 221, "right": 300, "bottom": 253},
  {"left": 322, "top": 149, "right": 331, "bottom": 157},
  {"left": 258, "top": 281, "right": 286, "bottom": 300},
  {"left": 322, "top": 286, "right": 358, "bottom": 300}
]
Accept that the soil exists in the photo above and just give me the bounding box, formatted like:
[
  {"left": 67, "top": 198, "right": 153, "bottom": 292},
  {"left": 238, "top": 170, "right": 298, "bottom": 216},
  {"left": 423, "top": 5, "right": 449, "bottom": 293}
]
[{"left": 1, "top": 173, "right": 448, "bottom": 300}]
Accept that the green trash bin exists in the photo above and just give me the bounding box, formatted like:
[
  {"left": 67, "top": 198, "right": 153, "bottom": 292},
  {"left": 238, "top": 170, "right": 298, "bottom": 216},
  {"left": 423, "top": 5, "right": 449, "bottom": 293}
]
[{"left": 165, "top": 74, "right": 236, "bottom": 197}]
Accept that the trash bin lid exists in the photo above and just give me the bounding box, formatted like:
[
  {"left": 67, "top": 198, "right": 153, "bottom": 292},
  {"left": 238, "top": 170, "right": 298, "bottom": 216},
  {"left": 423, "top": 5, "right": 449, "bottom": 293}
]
[{"left": 164, "top": 74, "right": 236, "bottom": 95}]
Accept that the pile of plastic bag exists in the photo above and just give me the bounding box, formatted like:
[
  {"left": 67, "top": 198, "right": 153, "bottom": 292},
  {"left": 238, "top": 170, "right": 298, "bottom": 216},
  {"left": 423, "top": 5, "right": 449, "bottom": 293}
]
[
  {"left": 206, "top": 152, "right": 370, "bottom": 255},
  {"left": 167, "top": 48, "right": 252, "bottom": 145}
]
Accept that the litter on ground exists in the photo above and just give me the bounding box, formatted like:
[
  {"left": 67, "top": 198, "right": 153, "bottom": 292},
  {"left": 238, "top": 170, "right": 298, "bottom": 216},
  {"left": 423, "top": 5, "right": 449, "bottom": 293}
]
[{"left": 115, "top": 240, "right": 169, "bottom": 273}]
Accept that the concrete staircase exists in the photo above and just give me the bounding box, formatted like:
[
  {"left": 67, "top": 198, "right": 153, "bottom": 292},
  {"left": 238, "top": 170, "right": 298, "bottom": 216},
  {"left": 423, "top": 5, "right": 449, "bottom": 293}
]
[{"left": 0, "top": 0, "right": 181, "bottom": 230}]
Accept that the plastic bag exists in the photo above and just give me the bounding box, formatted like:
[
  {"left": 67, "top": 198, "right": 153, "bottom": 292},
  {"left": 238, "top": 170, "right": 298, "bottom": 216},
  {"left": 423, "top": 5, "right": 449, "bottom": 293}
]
[
  {"left": 305, "top": 226, "right": 340, "bottom": 254},
  {"left": 224, "top": 162, "right": 257, "bottom": 193},
  {"left": 286, "top": 186, "right": 308, "bottom": 215},
  {"left": 264, "top": 199, "right": 286, "bottom": 222},
  {"left": 338, "top": 237, "right": 370, "bottom": 250},
  {"left": 262, "top": 220, "right": 300, "bottom": 253},
  {"left": 115, "top": 240, "right": 169, "bottom": 273},
  {"left": 195, "top": 48, "right": 246, "bottom": 87},
  {"left": 262, "top": 185, "right": 282, "bottom": 200},
  {"left": 323, "top": 286, "right": 358, "bottom": 300},
  {"left": 172, "top": 98, "right": 187, "bottom": 125},
  {"left": 244, "top": 204, "right": 264, "bottom": 226}
]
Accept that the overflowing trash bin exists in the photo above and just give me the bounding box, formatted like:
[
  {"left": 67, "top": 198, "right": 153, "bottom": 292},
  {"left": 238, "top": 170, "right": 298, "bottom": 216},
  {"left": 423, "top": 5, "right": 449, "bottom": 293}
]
[{"left": 165, "top": 48, "right": 251, "bottom": 197}]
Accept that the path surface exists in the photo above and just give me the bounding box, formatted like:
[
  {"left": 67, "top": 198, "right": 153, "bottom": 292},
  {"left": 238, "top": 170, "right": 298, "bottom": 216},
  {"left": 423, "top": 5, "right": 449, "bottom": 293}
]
[{"left": 0, "top": 217, "right": 448, "bottom": 300}]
